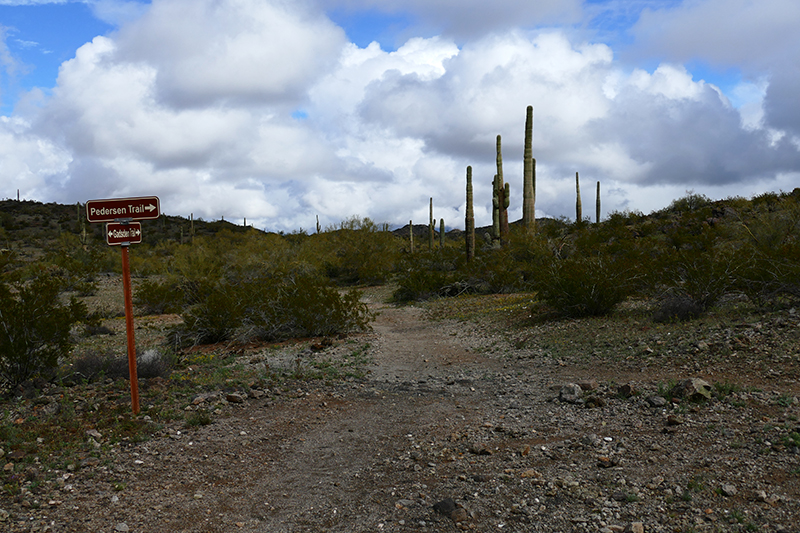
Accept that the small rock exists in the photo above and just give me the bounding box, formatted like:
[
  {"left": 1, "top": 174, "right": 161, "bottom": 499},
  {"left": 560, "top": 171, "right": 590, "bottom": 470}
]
[
  {"left": 0, "top": 509, "right": 8, "bottom": 521},
  {"left": 666, "top": 414, "right": 684, "bottom": 426},
  {"left": 646, "top": 395, "right": 667, "bottom": 407},
  {"left": 623, "top": 522, "right": 644, "bottom": 533},
  {"left": 671, "top": 378, "right": 712, "bottom": 401},
  {"left": 115, "top": 523, "right": 129, "bottom": 532},
  {"left": 597, "top": 456, "right": 617, "bottom": 468},
  {"left": 585, "top": 395, "right": 606, "bottom": 408},
  {"left": 86, "top": 429, "right": 103, "bottom": 439},
  {"left": 226, "top": 392, "right": 247, "bottom": 404},
  {"left": 559, "top": 383, "right": 584, "bottom": 404},
  {"left": 578, "top": 379, "right": 599, "bottom": 391},
  {"left": 432, "top": 498, "right": 457, "bottom": 516},
  {"left": 721, "top": 484, "right": 737, "bottom": 497},
  {"left": 618, "top": 383, "right": 637, "bottom": 398},
  {"left": 395, "top": 499, "right": 416, "bottom": 509},
  {"left": 451, "top": 507, "right": 469, "bottom": 523},
  {"left": 469, "top": 443, "right": 492, "bottom": 455},
  {"left": 755, "top": 490, "right": 768, "bottom": 502}
]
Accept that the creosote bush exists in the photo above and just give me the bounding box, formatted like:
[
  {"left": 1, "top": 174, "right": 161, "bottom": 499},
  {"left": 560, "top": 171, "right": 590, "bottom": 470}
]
[
  {"left": 168, "top": 264, "right": 372, "bottom": 349},
  {"left": 0, "top": 268, "right": 88, "bottom": 387},
  {"left": 533, "top": 252, "right": 637, "bottom": 317}
]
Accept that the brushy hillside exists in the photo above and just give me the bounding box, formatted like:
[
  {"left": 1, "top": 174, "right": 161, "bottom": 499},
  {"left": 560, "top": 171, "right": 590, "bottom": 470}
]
[{"left": 1, "top": 188, "right": 800, "bottom": 388}]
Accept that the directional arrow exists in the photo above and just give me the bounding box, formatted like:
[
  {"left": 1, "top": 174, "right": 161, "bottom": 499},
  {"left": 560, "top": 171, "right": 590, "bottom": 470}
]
[
  {"left": 106, "top": 221, "right": 143, "bottom": 246},
  {"left": 86, "top": 196, "right": 160, "bottom": 223}
]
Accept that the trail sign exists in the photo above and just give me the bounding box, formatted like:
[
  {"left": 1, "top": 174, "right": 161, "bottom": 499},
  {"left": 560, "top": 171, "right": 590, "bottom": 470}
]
[
  {"left": 106, "top": 222, "right": 142, "bottom": 246},
  {"left": 86, "top": 196, "right": 160, "bottom": 223}
]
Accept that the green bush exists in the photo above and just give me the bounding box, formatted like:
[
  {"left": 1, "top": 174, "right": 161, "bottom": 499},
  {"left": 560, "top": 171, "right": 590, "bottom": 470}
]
[
  {"left": 168, "top": 265, "right": 372, "bottom": 348},
  {"left": 0, "top": 271, "right": 88, "bottom": 387},
  {"left": 392, "top": 247, "right": 466, "bottom": 302},
  {"left": 656, "top": 226, "right": 742, "bottom": 313},
  {"left": 533, "top": 252, "right": 636, "bottom": 317},
  {"left": 134, "top": 278, "right": 186, "bottom": 315},
  {"left": 305, "top": 217, "right": 401, "bottom": 285}
]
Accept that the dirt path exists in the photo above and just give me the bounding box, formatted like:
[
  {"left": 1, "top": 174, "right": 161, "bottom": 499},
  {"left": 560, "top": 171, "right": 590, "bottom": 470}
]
[{"left": 4, "top": 301, "right": 800, "bottom": 533}]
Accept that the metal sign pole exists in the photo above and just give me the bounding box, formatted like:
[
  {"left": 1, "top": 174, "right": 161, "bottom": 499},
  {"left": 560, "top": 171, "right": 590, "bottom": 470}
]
[{"left": 120, "top": 242, "right": 140, "bottom": 415}]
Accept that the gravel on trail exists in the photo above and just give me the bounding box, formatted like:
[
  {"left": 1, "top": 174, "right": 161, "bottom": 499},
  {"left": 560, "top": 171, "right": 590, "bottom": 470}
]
[{"left": 1, "top": 298, "right": 799, "bottom": 533}]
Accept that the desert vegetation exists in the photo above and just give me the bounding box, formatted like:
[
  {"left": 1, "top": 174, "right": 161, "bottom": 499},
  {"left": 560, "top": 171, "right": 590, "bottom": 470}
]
[{"left": 1, "top": 188, "right": 799, "bottom": 390}]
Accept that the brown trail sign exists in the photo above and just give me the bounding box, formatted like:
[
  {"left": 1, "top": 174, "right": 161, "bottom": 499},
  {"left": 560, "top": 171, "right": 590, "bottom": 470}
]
[{"left": 85, "top": 196, "right": 160, "bottom": 414}]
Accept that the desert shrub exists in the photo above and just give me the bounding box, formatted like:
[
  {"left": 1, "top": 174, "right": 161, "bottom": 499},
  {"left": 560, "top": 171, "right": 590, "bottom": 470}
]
[
  {"left": 393, "top": 267, "right": 459, "bottom": 302},
  {"left": 733, "top": 199, "right": 800, "bottom": 303},
  {"left": 392, "top": 247, "right": 466, "bottom": 302},
  {"left": 68, "top": 348, "right": 173, "bottom": 383},
  {"left": 663, "top": 191, "right": 712, "bottom": 215},
  {"left": 134, "top": 278, "right": 186, "bottom": 314},
  {"left": 43, "top": 234, "right": 116, "bottom": 287},
  {"left": 533, "top": 252, "right": 637, "bottom": 317},
  {"left": 0, "top": 271, "right": 88, "bottom": 387},
  {"left": 652, "top": 293, "right": 704, "bottom": 323},
  {"left": 168, "top": 265, "right": 372, "bottom": 348},
  {"left": 656, "top": 226, "right": 742, "bottom": 313},
  {"left": 305, "top": 217, "right": 401, "bottom": 285}
]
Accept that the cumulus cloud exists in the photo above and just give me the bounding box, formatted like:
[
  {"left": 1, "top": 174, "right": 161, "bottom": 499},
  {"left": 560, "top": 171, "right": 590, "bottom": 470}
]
[
  {"left": 319, "top": 0, "right": 582, "bottom": 41},
  {"left": 114, "top": 0, "right": 346, "bottom": 107},
  {"left": 628, "top": 0, "right": 800, "bottom": 138},
  {"left": 1, "top": 0, "right": 798, "bottom": 231}
]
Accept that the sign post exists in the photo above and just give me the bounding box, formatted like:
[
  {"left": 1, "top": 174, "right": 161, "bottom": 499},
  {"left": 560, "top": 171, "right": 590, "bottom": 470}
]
[{"left": 86, "top": 197, "right": 160, "bottom": 415}]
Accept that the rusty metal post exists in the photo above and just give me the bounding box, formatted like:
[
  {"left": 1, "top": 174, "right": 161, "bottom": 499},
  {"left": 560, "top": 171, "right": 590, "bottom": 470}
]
[{"left": 120, "top": 244, "right": 140, "bottom": 415}]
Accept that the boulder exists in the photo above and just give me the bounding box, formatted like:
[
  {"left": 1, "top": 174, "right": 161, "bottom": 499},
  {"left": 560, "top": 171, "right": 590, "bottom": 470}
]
[{"left": 670, "top": 378, "right": 712, "bottom": 401}]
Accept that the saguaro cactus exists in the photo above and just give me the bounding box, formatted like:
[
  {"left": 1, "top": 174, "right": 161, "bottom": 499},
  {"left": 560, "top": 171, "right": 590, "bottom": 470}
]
[
  {"left": 492, "top": 175, "right": 500, "bottom": 242},
  {"left": 439, "top": 218, "right": 445, "bottom": 248},
  {"left": 596, "top": 181, "right": 601, "bottom": 223},
  {"left": 429, "top": 198, "right": 434, "bottom": 250},
  {"left": 575, "top": 172, "right": 582, "bottom": 223},
  {"left": 409, "top": 220, "right": 415, "bottom": 253},
  {"left": 496, "top": 135, "right": 509, "bottom": 240},
  {"left": 465, "top": 166, "right": 475, "bottom": 261},
  {"left": 522, "top": 105, "right": 535, "bottom": 233}
]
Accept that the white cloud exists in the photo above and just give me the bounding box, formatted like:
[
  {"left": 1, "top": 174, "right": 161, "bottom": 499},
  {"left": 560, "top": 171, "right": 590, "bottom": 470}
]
[
  {"left": 0, "top": 116, "right": 71, "bottom": 199},
  {"left": 1, "top": 0, "right": 799, "bottom": 231},
  {"left": 630, "top": 0, "right": 800, "bottom": 69},
  {"left": 114, "top": 0, "right": 347, "bottom": 107},
  {"left": 318, "top": 0, "right": 582, "bottom": 40}
]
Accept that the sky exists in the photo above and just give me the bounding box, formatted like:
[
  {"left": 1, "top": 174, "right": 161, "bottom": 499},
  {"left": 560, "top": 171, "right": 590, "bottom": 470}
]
[{"left": 1, "top": 0, "right": 799, "bottom": 233}]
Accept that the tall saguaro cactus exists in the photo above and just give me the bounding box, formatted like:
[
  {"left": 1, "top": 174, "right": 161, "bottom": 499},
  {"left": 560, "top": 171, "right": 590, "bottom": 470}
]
[
  {"left": 439, "top": 218, "right": 445, "bottom": 248},
  {"left": 575, "top": 172, "right": 582, "bottom": 223},
  {"left": 428, "top": 198, "right": 434, "bottom": 250},
  {"left": 522, "top": 105, "right": 535, "bottom": 233},
  {"left": 494, "top": 135, "right": 510, "bottom": 241},
  {"left": 465, "top": 166, "right": 475, "bottom": 261},
  {"left": 409, "top": 220, "right": 415, "bottom": 253},
  {"left": 596, "top": 181, "right": 601, "bottom": 224}
]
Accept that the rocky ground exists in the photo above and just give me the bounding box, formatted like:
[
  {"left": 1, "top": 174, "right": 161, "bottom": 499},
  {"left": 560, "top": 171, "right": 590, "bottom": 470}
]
[{"left": 1, "top": 289, "right": 800, "bottom": 532}]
